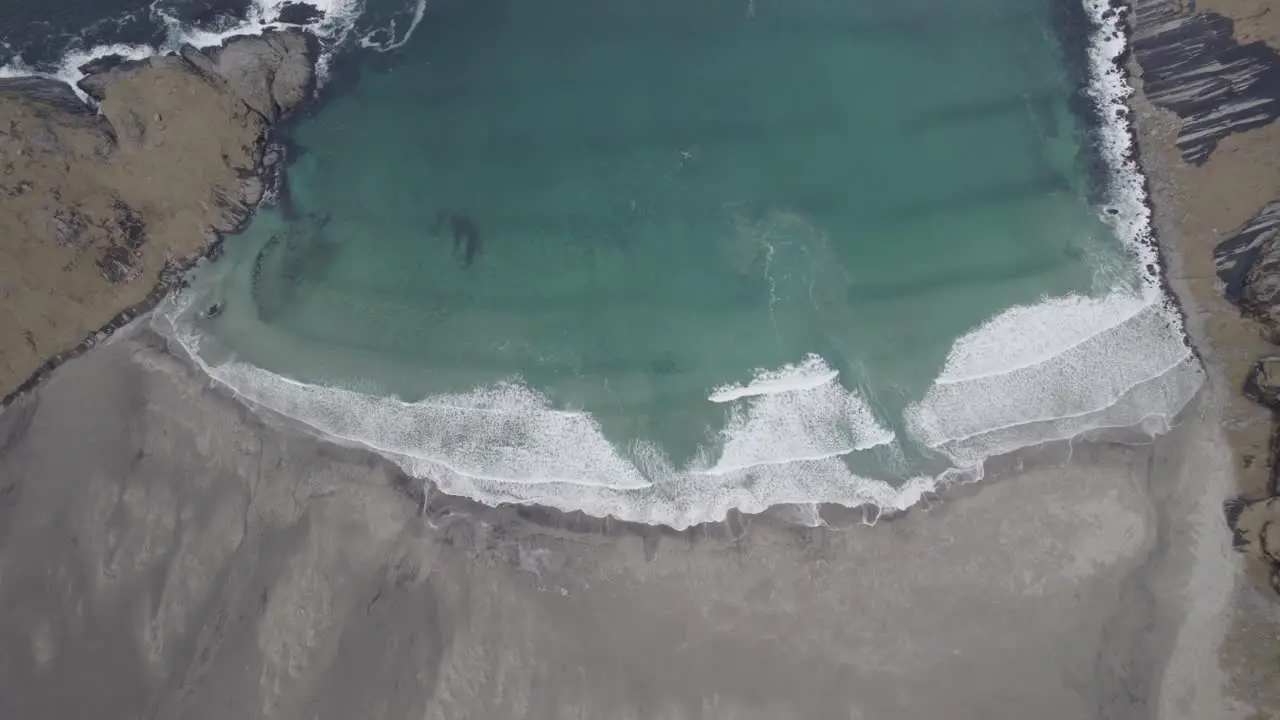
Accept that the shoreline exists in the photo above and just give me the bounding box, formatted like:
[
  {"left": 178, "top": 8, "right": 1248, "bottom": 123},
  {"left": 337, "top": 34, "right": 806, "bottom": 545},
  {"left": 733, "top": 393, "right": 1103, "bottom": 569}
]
[
  {"left": 0, "top": 2, "right": 1277, "bottom": 715},
  {"left": 0, "top": 316, "right": 1246, "bottom": 718}
]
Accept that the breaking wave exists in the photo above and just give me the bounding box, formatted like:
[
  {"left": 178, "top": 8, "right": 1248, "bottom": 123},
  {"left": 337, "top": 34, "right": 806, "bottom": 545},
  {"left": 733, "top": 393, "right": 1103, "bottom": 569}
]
[
  {"left": 904, "top": 0, "right": 1203, "bottom": 470},
  {"left": 156, "top": 290, "right": 908, "bottom": 528}
]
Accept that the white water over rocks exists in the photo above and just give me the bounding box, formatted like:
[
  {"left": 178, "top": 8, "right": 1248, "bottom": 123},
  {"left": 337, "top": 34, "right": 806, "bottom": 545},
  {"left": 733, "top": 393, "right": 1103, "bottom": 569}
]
[{"left": 0, "top": 0, "right": 369, "bottom": 92}]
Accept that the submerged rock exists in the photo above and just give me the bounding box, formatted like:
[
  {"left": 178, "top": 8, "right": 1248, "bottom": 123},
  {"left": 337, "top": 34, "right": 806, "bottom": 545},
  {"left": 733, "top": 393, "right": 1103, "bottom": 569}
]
[{"left": 0, "top": 30, "right": 318, "bottom": 405}]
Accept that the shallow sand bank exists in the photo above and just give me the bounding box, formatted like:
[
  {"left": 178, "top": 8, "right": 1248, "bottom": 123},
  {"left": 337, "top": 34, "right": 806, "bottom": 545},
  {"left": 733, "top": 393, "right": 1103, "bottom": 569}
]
[{"left": 0, "top": 327, "right": 1243, "bottom": 719}]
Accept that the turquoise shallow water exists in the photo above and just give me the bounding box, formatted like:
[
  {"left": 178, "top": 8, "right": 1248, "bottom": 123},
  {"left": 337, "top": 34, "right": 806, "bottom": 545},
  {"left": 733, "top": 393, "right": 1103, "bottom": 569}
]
[{"left": 160, "top": 0, "right": 1203, "bottom": 526}]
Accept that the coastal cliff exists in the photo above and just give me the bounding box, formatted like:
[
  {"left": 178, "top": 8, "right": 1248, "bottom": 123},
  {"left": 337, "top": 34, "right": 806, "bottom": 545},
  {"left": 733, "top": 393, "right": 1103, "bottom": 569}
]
[
  {"left": 1130, "top": 0, "right": 1280, "bottom": 590},
  {"left": 0, "top": 30, "right": 316, "bottom": 405}
]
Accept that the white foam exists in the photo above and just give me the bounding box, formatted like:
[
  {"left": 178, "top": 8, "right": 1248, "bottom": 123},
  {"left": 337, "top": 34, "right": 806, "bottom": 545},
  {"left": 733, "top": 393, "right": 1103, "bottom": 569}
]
[
  {"left": 708, "top": 353, "right": 840, "bottom": 402},
  {"left": 358, "top": 0, "right": 427, "bottom": 52},
  {"left": 906, "top": 298, "right": 1198, "bottom": 466},
  {"left": 1082, "top": 0, "right": 1162, "bottom": 282},
  {"left": 903, "top": 0, "right": 1204, "bottom": 468},
  {"left": 706, "top": 362, "right": 896, "bottom": 474},
  {"left": 1, "top": 0, "right": 368, "bottom": 93},
  {"left": 413, "top": 455, "right": 941, "bottom": 530},
  {"left": 155, "top": 278, "right": 905, "bottom": 529},
  {"left": 0, "top": 43, "right": 156, "bottom": 89},
  {"left": 936, "top": 293, "right": 1149, "bottom": 384},
  {"left": 154, "top": 0, "right": 365, "bottom": 50}
]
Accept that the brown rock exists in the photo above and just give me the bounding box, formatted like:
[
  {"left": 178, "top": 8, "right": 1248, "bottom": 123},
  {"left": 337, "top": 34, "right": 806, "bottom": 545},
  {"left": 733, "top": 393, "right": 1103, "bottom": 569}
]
[{"left": 0, "top": 30, "right": 316, "bottom": 404}]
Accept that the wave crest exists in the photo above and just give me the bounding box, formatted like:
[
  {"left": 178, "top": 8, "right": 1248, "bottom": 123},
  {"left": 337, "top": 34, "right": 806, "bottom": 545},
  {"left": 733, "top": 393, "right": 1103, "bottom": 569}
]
[{"left": 156, "top": 284, "right": 903, "bottom": 529}]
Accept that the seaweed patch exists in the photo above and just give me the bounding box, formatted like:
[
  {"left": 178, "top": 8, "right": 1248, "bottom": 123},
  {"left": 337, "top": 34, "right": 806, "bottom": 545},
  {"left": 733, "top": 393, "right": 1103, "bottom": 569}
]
[{"left": 431, "top": 209, "right": 483, "bottom": 268}]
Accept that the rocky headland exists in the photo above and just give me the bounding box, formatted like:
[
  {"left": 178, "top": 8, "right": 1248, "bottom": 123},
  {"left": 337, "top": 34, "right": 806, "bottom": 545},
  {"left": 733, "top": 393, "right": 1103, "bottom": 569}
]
[{"left": 0, "top": 29, "right": 317, "bottom": 406}]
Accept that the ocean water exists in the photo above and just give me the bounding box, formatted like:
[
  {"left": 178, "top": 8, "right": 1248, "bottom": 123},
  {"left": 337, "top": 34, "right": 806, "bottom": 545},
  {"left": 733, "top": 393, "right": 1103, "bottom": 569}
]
[{"left": 5, "top": 0, "right": 1205, "bottom": 528}]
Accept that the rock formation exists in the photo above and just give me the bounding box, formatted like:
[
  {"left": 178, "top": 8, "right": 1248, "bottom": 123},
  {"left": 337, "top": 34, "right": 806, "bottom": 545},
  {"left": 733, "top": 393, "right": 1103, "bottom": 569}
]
[
  {"left": 0, "top": 30, "right": 317, "bottom": 405},
  {"left": 1132, "top": 1, "right": 1280, "bottom": 589},
  {"left": 1225, "top": 495, "right": 1280, "bottom": 594},
  {"left": 1244, "top": 356, "right": 1280, "bottom": 410},
  {"left": 1216, "top": 201, "right": 1280, "bottom": 339},
  {"left": 1130, "top": 0, "right": 1280, "bottom": 165}
]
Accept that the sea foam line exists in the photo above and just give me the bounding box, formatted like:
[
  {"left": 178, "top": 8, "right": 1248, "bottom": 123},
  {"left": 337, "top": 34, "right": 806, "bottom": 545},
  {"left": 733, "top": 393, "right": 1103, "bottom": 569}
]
[
  {"left": 154, "top": 277, "right": 906, "bottom": 529},
  {"left": 708, "top": 353, "right": 840, "bottom": 402},
  {"left": 903, "top": 0, "right": 1203, "bottom": 469},
  {"left": 1082, "top": 0, "right": 1165, "bottom": 286}
]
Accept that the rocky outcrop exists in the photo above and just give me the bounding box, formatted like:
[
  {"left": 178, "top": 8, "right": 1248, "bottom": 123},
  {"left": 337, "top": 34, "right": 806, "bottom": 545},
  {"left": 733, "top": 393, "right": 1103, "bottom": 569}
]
[
  {"left": 1225, "top": 494, "right": 1280, "bottom": 594},
  {"left": 277, "top": 2, "right": 326, "bottom": 27},
  {"left": 1245, "top": 356, "right": 1280, "bottom": 409},
  {"left": 179, "top": 31, "right": 316, "bottom": 123},
  {"left": 0, "top": 30, "right": 317, "bottom": 405},
  {"left": 1130, "top": 0, "right": 1280, "bottom": 165},
  {"left": 1215, "top": 200, "right": 1280, "bottom": 337}
]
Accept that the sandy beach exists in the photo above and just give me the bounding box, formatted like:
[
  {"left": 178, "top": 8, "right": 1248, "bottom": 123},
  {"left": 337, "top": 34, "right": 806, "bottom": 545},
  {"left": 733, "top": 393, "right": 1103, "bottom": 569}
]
[
  {"left": 1, "top": 1, "right": 1280, "bottom": 718},
  {"left": 0, "top": 326, "right": 1245, "bottom": 719}
]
